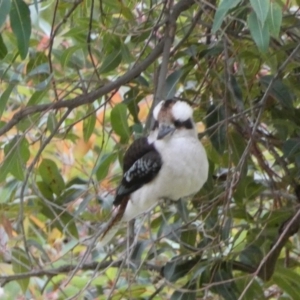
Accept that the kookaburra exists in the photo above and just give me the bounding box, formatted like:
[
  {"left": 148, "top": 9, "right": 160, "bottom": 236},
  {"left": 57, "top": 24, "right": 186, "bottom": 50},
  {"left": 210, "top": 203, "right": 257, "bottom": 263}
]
[{"left": 99, "top": 99, "right": 208, "bottom": 246}]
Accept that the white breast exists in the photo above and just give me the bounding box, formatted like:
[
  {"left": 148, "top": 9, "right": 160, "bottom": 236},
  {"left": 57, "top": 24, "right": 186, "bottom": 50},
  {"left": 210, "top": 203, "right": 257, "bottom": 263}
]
[{"left": 121, "top": 131, "right": 208, "bottom": 222}]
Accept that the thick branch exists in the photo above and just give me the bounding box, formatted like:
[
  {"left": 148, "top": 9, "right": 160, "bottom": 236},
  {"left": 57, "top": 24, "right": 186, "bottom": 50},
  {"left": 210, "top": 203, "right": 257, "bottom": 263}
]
[
  {"left": 0, "top": 0, "right": 196, "bottom": 137},
  {"left": 0, "top": 260, "right": 161, "bottom": 285}
]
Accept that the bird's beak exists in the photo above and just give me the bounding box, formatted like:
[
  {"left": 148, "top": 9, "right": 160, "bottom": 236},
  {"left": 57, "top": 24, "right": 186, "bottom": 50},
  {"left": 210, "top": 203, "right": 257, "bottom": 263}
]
[{"left": 157, "top": 124, "right": 175, "bottom": 139}]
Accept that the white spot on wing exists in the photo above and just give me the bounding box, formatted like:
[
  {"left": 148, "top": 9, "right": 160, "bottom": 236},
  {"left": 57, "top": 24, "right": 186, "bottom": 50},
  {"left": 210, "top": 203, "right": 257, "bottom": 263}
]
[{"left": 124, "top": 157, "right": 154, "bottom": 182}]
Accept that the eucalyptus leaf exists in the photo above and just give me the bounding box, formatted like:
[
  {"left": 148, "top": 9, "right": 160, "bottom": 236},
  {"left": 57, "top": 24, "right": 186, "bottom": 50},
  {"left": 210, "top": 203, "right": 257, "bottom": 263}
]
[
  {"left": 99, "top": 50, "right": 122, "bottom": 74},
  {"left": 95, "top": 152, "right": 117, "bottom": 181},
  {"left": 165, "top": 69, "right": 183, "bottom": 99},
  {"left": 12, "top": 248, "right": 30, "bottom": 293},
  {"left": 110, "top": 103, "right": 130, "bottom": 143},
  {"left": 0, "top": 0, "right": 11, "bottom": 29},
  {"left": 206, "top": 104, "right": 226, "bottom": 155},
  {"left": 0, "top": 136, "right": 30, "bottom": 182},
  {"left": 260, "top": 75, "right": 295, "bottom": 109},
  {"left": 39, "top": 159, "right": 65, "bottom": 196},
  {"left": 0, "top": 34, "right": 8, "bottom": 59},
  {"left": 266, "top": 2, "right": 282, "bottom": 38},
  {"left": 10, "top": 0, "right": 31, "bottom": 59},
  {"left": 83, "top": 110, "right": 96, "bottom": 142},
  {"left": 0, "top": 84, "right": 14, "bottom": 118},
  {"left": 250, "top": 0, "right": 270, "bottom": 26},
  {"left": 248, "top": 11, "right": 270, "bottom": 53},
  {"left": 273, "top": 266, "right": 300, "bottom": 300},
  {"left": 212, "top": 0, "right": 242, "bottom": 33}
]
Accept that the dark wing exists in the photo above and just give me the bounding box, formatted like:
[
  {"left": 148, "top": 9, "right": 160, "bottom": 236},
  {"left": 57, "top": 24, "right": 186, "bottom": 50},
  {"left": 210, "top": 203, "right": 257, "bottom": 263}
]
[
  {"left": 122, "top": 137, "right": 154, "bottom": 173},
  {"left": 113, "top": 138, "right": 162, "bottom": 206}
]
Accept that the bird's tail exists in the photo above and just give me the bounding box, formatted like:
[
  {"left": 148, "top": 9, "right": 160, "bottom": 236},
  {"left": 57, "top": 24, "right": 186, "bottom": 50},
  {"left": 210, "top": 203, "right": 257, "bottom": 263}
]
[{"left": 98, "top": 198, "right": 129, "bottom": 247}]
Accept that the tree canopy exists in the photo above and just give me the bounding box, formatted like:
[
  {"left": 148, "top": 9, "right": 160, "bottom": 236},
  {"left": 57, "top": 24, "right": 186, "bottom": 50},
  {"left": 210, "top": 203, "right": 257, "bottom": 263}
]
[{"left": 1, "top": 0, "right": 300, "bottom": 299}]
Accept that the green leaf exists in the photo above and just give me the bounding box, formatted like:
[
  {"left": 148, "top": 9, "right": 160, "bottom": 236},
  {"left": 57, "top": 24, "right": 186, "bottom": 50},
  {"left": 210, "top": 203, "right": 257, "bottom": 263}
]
[
  {"left": 74, "top": 193, "right": 93, "bottom": 216},
  {"left": 165, "top": 69, "right": 183, "bottom": 99},
  {"left": 239, "top": 244, "right": 263, "bottom": 266},
  {"left": 0, "top": 84, "right": 14, "bottom": 118},
  {"left": 47, "top": 112, "right": 58, "bottom": 133},
  {"left": 39, "top": 159, "right": 65, "bottom": 196},
  {"left": 206, "top": 104, "right": 226, "bottom": 155},
  {"left": 102, "top": 33, "right": 121, "bottom": 53},
  {"left": 0, "top": 0, "right": 11, "bottom": 29},
  {"left": 266, "top": 2, "right": 282, "bottom": 38},
  {"left": 0, "top": 179, "right": 19, "bottom": 204},
  {"left": 273, "top": 266, "right": 300, "bottom": 300},
  {"left": 62, "top": 26, "right": 87, "bottom": 43},
  {"left": 130, "top": 240, "right": 150, "bottom": 261},
  {"left": 99, "top": 50, "right": 122, "bottom": 74},
  {"left": 0, "top": 34, "right": 8, "bottom": 59},
  {"left": 123, "top": 88, "right": 143, "bottom": 123},
  {"left": 163, "top": 257, "right": 198, "bottom": 282},
  {"left": 83, "top": 110, "right": 96, "bottom": 142},
  {"left": 12, "top": 248, "right": 30, "bottom": 293},
  {"left": 27, "top": 90, "right": 47, "bottom": 106},
  {"left": 110, "top": 103, "right": 130, "bottom": 143},
  {"left": 66, "top": 177, "right": 88, "bottom": 188},
  {"left": 56, "top": 187, "right": 85, "bottom": 205},
  {"left": 26, "top": 52, "right": 48, "bottom": 75},
  {"left": 35, "top": 73, "right": 53, "bottom": 91},
  {"left": 27, "top": 63, "right": 49, "bottom": 77},
  {"left": 221, "top": 217, "right": 232, "bottom": 242},
  {"left": 16, "top": 113, "right": 40, "bottom": 132},
  {"left": 229, "top": 75, "right": 244, "bottom": 108},
  {"left": 210, "top": 263, "right": 238, "bottom": 300},
  {"left": 10, "top": 0, "right": 31, "bottom": 59},
  {"left": 259, "top": 75, "right": 295, "bottom": 109},
  {"left": 38, "top": 198, "right": 78, "bottom": 238},
  {"left": 95, "top": 152, "right": 117, "bottom": 181},
  {"left": 228, "top": 130, "right": 246, "bottom": 166},
  {"left": 250, "top": 0, "right": 270, "bottom": 26},
  {"left": 236, "top": 277, "right": 266, "bottom": 300},
  {"left": 120, "top": 6, "right": 135, "bottom": 21},
  {"left": 37, "top": 181, "right": 54, "bottom": 201},
  {"left": 176, "top": 198, "right": 189, "bottom": 222},
  {"left": 112, "top": 285, "right": 147, "bottom": 299},
  {"left": 60, "top": 45, "right": 84, "bottom": 69},
  {"left": 282, "top": 139, "right": 300, "bottom": 158},
  {"left": 180, "top": 226, "right": 197, "bottom": 248},
  {"left": 0, "top": 136, "right": 30, "bottom": 182},
  {"left": 248, "top": 11, "right": 270, "bottom": 53},
  {"left": 212, "top": 0, "right": 242, "bottom": 33}
]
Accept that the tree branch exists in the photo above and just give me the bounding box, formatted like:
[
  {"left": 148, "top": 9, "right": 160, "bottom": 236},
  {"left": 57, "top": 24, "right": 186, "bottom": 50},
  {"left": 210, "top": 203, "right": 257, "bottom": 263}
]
[
  {"left": 154, "top": 0, "right": 175, "bottom": 102},
  {"left": 146, "top": 0, "right": 193, "bottom": 131},
  {"left": 0, "top": 260, "right": 161, "bottom": 286},
  {"left": 237, "top": 207, "right": 300, "bottom": 300},
  {"left": 0, "top": 0, "right": 196, "bottom": 138}
]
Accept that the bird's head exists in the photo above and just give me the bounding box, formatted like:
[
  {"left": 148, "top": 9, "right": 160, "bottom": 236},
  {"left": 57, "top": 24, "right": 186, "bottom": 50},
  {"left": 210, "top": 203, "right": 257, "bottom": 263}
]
[{"left": 153, "top": 99, "right": 195, "bottom": 139}]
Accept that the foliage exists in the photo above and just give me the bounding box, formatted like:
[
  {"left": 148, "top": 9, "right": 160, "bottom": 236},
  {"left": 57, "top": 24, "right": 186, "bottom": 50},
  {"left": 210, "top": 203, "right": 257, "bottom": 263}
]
[{"left": 0, "top": 0, "right": 300, "bottom": 299}]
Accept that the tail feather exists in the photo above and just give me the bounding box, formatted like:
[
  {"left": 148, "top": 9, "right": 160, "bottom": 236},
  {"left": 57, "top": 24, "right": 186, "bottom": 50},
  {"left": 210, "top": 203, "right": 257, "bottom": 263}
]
[{"left": 98, "top": 197, "right": 129, "bottom": 247}]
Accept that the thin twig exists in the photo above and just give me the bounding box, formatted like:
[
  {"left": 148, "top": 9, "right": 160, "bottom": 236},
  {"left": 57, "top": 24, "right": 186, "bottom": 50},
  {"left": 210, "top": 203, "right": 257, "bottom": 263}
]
[
  {"left": 17, "top": 109, "right": 72, "bottom": 263},
  {"left": 238, "top": 208, "right": 300, "bottom": 300}
]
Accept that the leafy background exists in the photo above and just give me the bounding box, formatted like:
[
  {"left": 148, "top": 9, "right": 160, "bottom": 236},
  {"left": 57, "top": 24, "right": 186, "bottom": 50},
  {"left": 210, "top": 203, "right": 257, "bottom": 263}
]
[{"left": 1, "top": 0, "right": 300, "bottom": 299}]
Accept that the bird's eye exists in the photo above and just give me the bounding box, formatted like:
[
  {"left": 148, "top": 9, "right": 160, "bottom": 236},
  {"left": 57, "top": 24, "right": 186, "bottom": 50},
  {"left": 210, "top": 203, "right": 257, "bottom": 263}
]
[{"left": 174, "top": 120, "right": 181, "bottom": 128}]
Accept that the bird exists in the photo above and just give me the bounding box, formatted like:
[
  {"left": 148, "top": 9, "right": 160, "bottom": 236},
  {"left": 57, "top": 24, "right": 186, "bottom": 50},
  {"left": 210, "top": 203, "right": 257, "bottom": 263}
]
[{"left": 98, "top": 99, "right": 209, "bottom": 246}]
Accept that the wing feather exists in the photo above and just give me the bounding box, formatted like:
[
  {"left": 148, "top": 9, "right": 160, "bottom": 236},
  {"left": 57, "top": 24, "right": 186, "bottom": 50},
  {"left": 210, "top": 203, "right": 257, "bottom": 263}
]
[{"left": 113, "top": 138, "right": 162, "bottom": 206}]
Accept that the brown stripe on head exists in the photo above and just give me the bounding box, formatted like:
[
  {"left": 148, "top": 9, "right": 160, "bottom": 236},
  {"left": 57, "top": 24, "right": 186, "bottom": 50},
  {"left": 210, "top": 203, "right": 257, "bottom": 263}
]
[{"left": 157, "top": 99, "right": 176, "bottom": 123}]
